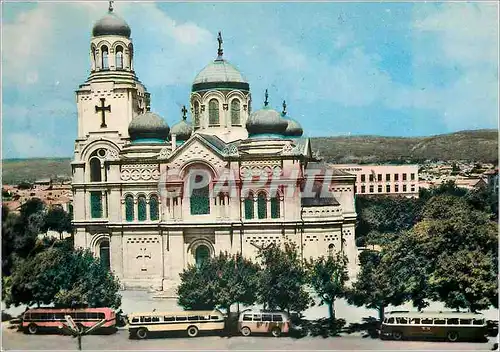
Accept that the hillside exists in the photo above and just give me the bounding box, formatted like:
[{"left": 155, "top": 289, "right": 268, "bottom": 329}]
[
  {"left": 2, "top": 130, "right": 498, "bottom": 184},
  {"left": 311, "top": 129, "right": 498, "bottom": 164}
]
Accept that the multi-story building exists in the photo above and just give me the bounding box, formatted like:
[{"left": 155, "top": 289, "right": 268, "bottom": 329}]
[{"left": 335, "top": 164, "right": 419, "bottom": 198}]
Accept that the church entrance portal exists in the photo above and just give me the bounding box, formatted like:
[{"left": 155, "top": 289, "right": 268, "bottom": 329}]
[
  {"left": 195, "top": 245, "right": 210, "bottom": 267},
  {"left": 99, "top": 240, "right": 110, "bottom": 271}
]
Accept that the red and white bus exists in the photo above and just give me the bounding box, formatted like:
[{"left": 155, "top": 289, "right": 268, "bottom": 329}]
[{"left": 22, "top": 307, "right": 116, "bottom": 334}]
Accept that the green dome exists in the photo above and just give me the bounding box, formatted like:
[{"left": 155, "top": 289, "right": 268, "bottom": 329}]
[
  {"left": 128, "top": 112, "right": 169, "bottom": 142},
  {"left": 170, "top": 119, "right": 192, "bottom": 141},
  {"left": 246, "top": 106, "right": 288, "bottom": 137},
  {"left": 92, "top": 11, "right": 131, "bottom": 38}
]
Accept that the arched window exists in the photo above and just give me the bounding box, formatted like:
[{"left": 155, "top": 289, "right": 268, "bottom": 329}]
[
  {"left": 150, "top": 194, "right": 159, "bottom": 221},
  {"left": 101, "top": 46, "right": 109, "bottom": 70},
  {"left": 271, "top": 196, "right": 280, "bottom": 219},
  {"left": 91, "top": 46, "right": 96, "bottom": 70},
  {"left": 190, "top": 181, "right": 210, "bottom": 215},
  {"left": 231, "top": 99, "right": 241, "bottom": 125},
  {"left": 115, "top": 46, "right": 123, "bottom": 69},
  {"left": 208, "top": 99, "right": 219, "bottom": 126},
  {"left": 193, "top": 101, "right": 200, "bottom": 127},
  {"left": 328, "top": 243, "right": 335, "bottom": 257},
  {"left": 244, "top": 193, "right": 254, "bottom": 220},
  {"left": 128, "top": 43, "right": 133, "bottom": 68},
  {"left": 90, "top": 158, "right": 101, "bottom": 182},
  {"left": 99, "top": 240, "right": 110, "bottom": 270},
  {"left": 125, "top": 195, "right": 134, "bottom": 221},
  {"left": 257, "top": 192, "right": 267, "bottom": 219},
  {"left": 137, "top": 195, "right": 147, "bottom": 221},
  {"left": 195, "top": 245, "right": 210, "bottom": 268}
]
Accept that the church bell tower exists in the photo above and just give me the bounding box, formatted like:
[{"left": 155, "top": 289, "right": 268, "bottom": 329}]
[{"left": 74, "top": 1, "right": 149, "bottom": 143}]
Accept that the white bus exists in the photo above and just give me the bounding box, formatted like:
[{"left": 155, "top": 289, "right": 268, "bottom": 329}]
[{"left": 128, "top": 310, "right": 225, "bottom": 339}]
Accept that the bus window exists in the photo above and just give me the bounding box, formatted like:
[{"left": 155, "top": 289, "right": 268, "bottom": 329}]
[
  {"left": 131, "top": 317, "right": 139, "bottom": 323},
  {"left": 273, "top": 315, "right": 283, "bottom": 322},
  {"left": 460, "top": 319, "right": 472, "bottom": 325},
  {"left": 410, "top": 318, "right": 420, "bottom": 324},
  {"left": 243, "top": 314, "right": 252, "bottom": 321},
  {"left": 396, "top": 317, "right": 408, "bottom": 324},
  {"left": 76, "top": 312, "right": 87, "bottom": 320},
  {"left": 253, "top": 314, "right": 262, "bottom": 321},
  {"left": 188, "top": 316, "right": 198, "bottom": 321},
  {"left": 176, "top": 316, "right": 187, "bottom": 321},
  {"left": 262, "top": 314, "right": 272, "bottom": 322},
  {"left": 54, "top": 313, "right": 65, "bottom": 320},
  {"left": 164, "top": 316, "right": 175, "bottom": 322},
  {"left": 473, "top": 319, "right": 484, "bottom": 325},
  {"left": 152, "top": 316, "right": 160, "bottom": 322},
  {"left": 199, "top": 315, "right": 208, "bottom": 321},
  {"left": 421, "top": 318, "right": 433, "bottom": 325},
  {"left": 98, "top": 313, "right": 105, "bottom": 319},
  {"left": 210, "top": 316, "right": 219, "bottom": 320},
  {"left": 434, "top": 318, "right": 445, "bottom": 324},
  {"left": 387, "top": 317, "right": 395, "bottom": 324}
]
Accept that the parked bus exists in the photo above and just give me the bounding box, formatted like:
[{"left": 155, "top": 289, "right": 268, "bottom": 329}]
[
  {"left": 380, "top": 311, "right": 488, "bottom": 342},
  {"left": 22, "top": 307, "right": 116, "bottom": 334},
  {"left": 238, "top": 310, "right": 290, "bottom": 337},
  {"left": 128, "top": 310, "right": 225, "bottom": 339}
]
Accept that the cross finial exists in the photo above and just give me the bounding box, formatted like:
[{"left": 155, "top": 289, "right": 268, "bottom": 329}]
[
  {"left": 282, "top": 100, "right": 287, "bottom": 115},
  {"left": 217, "top": 31, "right": 223, "bottom": 58},
  {"left": 181, "top": 105, "right": 187, "bottom": 120},
  {"left": 108, "top": 0, "right": 114, "bottom": 12},
  {"left": 264, "top": 89, "right": 269, "bottom": 107}
]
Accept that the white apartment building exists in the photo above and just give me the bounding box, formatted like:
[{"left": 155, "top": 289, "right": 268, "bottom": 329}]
[{"left": 334, "top": 164, "right": 419, "bottom": 198}]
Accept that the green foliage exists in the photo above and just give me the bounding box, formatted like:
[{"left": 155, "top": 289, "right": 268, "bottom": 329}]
[
  {"left": 257, "top": 242, "right": 313, "bottom": 314},
  {"left": 307, "top": 252, "right": 349, "bottom": 319},
  {"left": 42, "top": 206, "right": 73, "bottom": 237},
  {"left": 346, "top": 250, "right": 407, "bottom": 320},
  {"left": 177, "top": 252, "right": 260, "bottom": 313},
  {"left": 5, "top": 247, "right": 121, "bottom": 309},
  {"left": 429, "top": 250, "right": 497, "bottom": 312}
]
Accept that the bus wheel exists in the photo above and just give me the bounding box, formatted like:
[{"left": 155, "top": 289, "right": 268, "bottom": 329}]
[
  {"left": 447, "top": 331, "right": 459, "bottom": 342},
  {"left": 27, "top": 324, "right": 38, "bottom": 335},
  {"left": 241, "top": 326, "right": 251, "bottom": 337},
  {"left": 392, "top": 331, "right": 403, "bottom": 340},
  {"left": 136, "top": 328, "right": 148, "bottom": 339},
  {"left": 271, "top": 327, "right": 282, "bottom": 337},
  {"left": 187, "top": 326, "right": 199, "bottom": 337}
]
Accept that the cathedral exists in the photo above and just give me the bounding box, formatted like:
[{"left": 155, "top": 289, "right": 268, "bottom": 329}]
[{"left": 71, "top": 4, "right": 358, "bottom": 292}]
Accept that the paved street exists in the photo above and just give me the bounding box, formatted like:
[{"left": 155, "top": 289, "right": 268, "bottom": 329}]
[{"left": 2, "top": 325, "right": 496, "bottom": 351}]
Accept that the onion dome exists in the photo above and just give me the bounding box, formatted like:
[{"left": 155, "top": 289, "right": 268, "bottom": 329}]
[
  {"left": 128, "top": 111, "right": 170, "bottom": 142},
  {"left": 170, "top": 105, "right": 192, "bottom": 142},
  {"left": 281, "top": 101, "right": 303, "bottom": 137},
  {"left": 92, "top": 4, "right": 131, "bottom": 38},
  {"left": 192, "top": 32, "right": 249, "bottom": 92},
  {"left": 246, "top": 90, "right": 288, "bottom": 137}
]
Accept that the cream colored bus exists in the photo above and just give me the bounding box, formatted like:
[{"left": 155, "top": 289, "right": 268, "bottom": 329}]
[{"left": 128, "top": 310, "right": 225, "bottom": 339}]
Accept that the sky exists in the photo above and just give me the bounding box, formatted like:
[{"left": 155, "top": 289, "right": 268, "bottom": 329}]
[{"left": 2, "top": 1, "right": 499, "bottom": 159}]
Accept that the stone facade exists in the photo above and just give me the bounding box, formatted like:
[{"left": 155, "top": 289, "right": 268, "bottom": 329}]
[{"left": 72, "top": 6, "right": 358, "bottom": 293}]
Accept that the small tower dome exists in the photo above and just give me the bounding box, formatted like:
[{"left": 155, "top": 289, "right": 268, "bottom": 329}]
[
  {"left": 281, "top": 101, "right": 303, "bottom": 137},
  {"left": 128, "top": 111, "right": 170, "bottom": 142},
  {"left": 92, "top": 3, "right": 131, "bottom": 38},
  {"left": 170, "top": 105, "right": 193, "bottom": 143},
  {"left": 246, "top": 90, "right": 288, "bottom": 137}
]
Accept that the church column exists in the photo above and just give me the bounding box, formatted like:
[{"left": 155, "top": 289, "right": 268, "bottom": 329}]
[
  {"left": 85, "top": 191, "right": 91, "bottom": 220},
  {"left": 266, "top": 195, "right": 271, "bottom": 220},
  {"left": 146, "top": 198, "right": 150, "bottom": 221},
  {"left": 134, "top": 198, "right": 138, "bottom": 221},
  {"left": 253, "top": 196, "right": 258, "bottom": 219}
]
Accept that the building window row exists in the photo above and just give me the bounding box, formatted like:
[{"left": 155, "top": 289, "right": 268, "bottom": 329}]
[
  {"left": 124, "top": 194, "right": 160, "bottom": 221},
  {"left": 358, "top": 184, "right": 416, "bottom": 194},
  {"left": 193, "top": 98, "right": 242, "bottom": 128},
  {"left": 244, "top": 192, "right": 281, "bottom": 220},
  {"left": 360, "top": 173, "right": 416, "bottom": 183}
]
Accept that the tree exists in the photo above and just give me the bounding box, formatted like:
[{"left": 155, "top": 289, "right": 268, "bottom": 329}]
[
  {"left": 43, "top": 206, "right": 73, "bottom": 239},
  {"left": 257, "top": 242, "right": 313, "bottom": 314},
  {"left": 177, "top": 252, "right": 260, "bottom": 315},
  {"left": 429, "top": 250, "right": 498, "bottom": 312},
  {"left": 346, "top": 250, "right": 407, "bottom": 321},
  {"left": 307, "top": 252, "right": 349, "bottom": 320},
  {"left": 19, "top": 198, "right": 46, "bottom": 222},
  {"left": 5, "top": 247, "right": 121, "bottom": 309}
]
